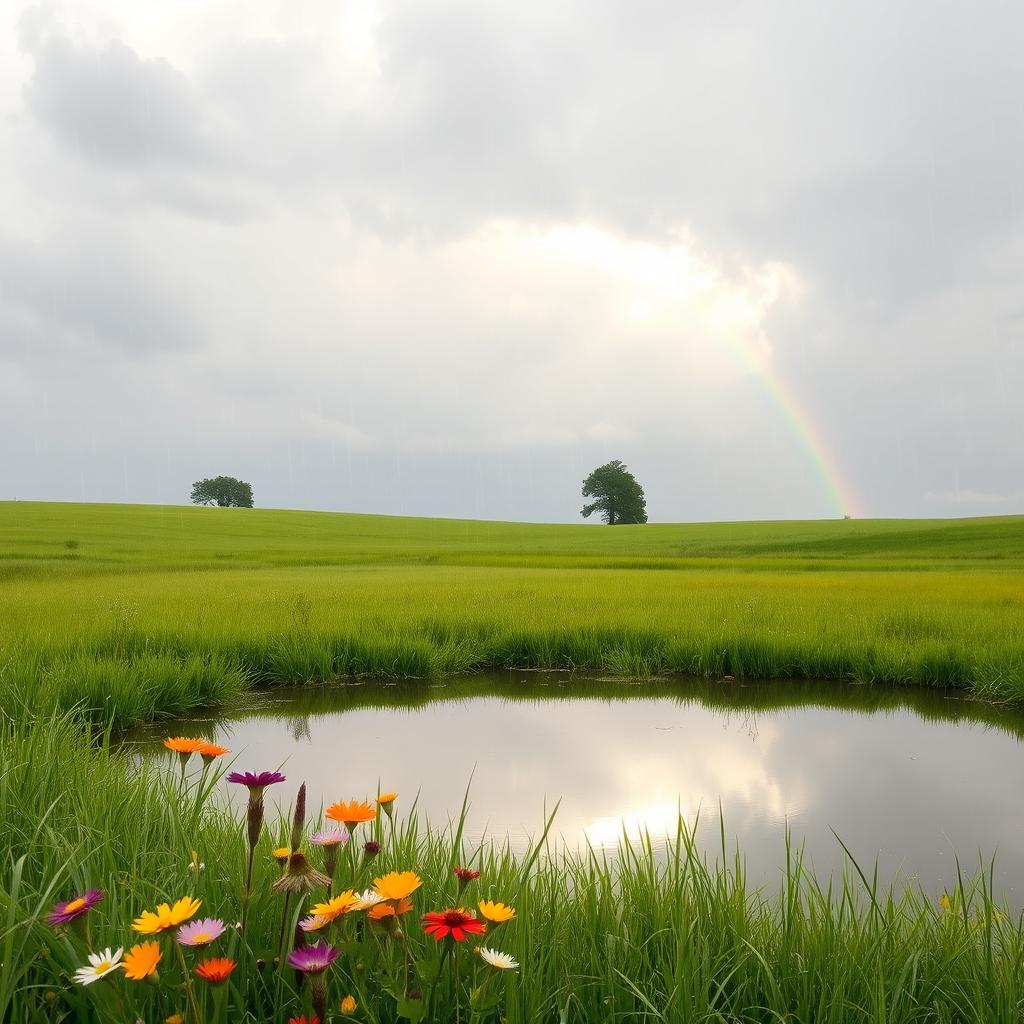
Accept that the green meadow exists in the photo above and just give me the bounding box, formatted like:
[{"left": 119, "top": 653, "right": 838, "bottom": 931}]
[
  {"left": 4, "top": 502, "right": 1024, "bottom": 1021},
  {"left": 2, "top": 501, "right": 1024, "bottom": 725}
]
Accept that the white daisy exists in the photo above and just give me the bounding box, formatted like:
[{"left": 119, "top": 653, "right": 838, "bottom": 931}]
[
  {"left": 478, "top": 946, "right": 519, "bottom": 971},
  {"left": 351, "top": 889, "right": 385, "bottom": 911},
  {"left": 74, "top": 947, "right": 124, "bottom": 985}
]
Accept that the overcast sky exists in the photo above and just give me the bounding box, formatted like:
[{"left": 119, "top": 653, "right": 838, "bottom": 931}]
[{"left": 1, "top": 0, "right": 1021, "bottom": 522}]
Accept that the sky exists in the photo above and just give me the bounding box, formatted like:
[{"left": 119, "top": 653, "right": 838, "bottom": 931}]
[{"left": 0, "top": 0, "right": 1021, "bottom": 523}]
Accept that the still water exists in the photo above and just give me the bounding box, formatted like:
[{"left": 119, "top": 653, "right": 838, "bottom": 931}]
[{"left": 134, "top": 674, "right": 1024, "bottom": 897}]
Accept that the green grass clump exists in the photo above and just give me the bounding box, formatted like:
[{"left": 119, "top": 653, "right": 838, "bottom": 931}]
[{"left": 2, "top": 711, "right": 1023, "bottom": 1022}]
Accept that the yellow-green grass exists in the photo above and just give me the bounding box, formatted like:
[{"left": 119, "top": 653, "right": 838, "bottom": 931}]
[{"left": 1, "top": 502, "right": 1023, "bottom": 724}]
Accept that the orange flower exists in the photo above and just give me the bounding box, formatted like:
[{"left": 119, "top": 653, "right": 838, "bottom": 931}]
[
  {"left": 196, "top": 742, "right": 230, "bottom": 761},
  {"left": 163, "top": 737, "right": 203, "bottom": 754},
  {"left": 326, "top": 800, "right": 376, "bottom": 828},
  {"left": 123, "top": 942, "right": 162, "bottom": 981},
  {"left": 194, "top": 958, "right": 235, "bottom": 984},
  {"left": 368, "top": 897, "right": 413, "bottom": 921},
  {"left": 340, "top": 995, "right": 358, "bottom": 1014}
]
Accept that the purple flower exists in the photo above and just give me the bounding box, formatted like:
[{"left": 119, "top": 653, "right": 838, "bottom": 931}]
[
  {"left": 47, "top": 890, "right": 104, "bottom": 927},
  {"left": 227, "top": 771, "right": 286, "bottom": 791},
  {"left": 286, "top": 942, "right": 339, "bottom": 974},
  {"left": 309, "top": 828, "right": 349, "bottom": 847},
  {"left": 176, "top": 918, "right": 226, "bottom": 947}
]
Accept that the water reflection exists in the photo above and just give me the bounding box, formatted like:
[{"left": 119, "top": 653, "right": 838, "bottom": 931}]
[{"left": 131, "top": 675, "right": 1024, "bottom": 897}]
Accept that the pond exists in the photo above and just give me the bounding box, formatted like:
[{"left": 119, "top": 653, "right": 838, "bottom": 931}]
[{"left": 132, "top": 673, "right": 1024, "bottom": 899}]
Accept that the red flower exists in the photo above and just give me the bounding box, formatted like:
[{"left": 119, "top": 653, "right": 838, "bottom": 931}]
[
  {"left": 422, "top": 908, "right": 486, "bottom": 942},
  {"left": 289, "top": 1018, "right": 320, "bottom": 1024},
  {"left": 194, "top": 957, "right": 236, "bottom": 984},
  {"left": 453, "top": 866, "right": 480, "bottom": 883}
]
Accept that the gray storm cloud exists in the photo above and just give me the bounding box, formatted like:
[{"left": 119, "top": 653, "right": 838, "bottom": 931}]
[{"left": 0, "top": 0, "right": 1021, "bottom": 520}]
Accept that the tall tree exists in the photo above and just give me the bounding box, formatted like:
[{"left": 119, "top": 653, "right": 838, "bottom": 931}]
[
  {"left": 190, "top": 476, "right": 254, "bottom": 508},
  {"left": 580, "top": 460, "right": 647, "bottom": 525}
]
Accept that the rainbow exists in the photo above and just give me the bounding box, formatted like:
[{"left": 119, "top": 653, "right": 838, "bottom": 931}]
[{"left": 758, "top": 364, "right": 861, "bottom": 519}]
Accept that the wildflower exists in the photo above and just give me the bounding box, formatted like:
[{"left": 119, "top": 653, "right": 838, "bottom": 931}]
[
  {"left": 351, "top": 889, "right": 386, "bottom": 911},
  {"left": 310, "top": 828, "right": 350, "bottom": 847},
  {"left": 176, "top": 918, "right": 226, "bottom": 947},
  {"left": 73, "top": 947, "right": 123, "bottom": 985},
  {"left": 227, "top": 770, "right": 287, "bottom": 792},
  {"left": 422, "top": 908, "right": 486, "bottom": 942},
  {"left": 362, "top": 841, "right": 381, "bottom": 863},
  {"left": 308, "top": 890, "right": 359, "bottom": 923},
  {"left": 310, "top": 827, "right": 349, "bottom": 879},
  {"left": 288, "top": 943, "right": 338, "bottom": 1021},
  {"left": 194, "top": 957, "right": 236, "bottom": 984},
  {"left": 123, "top": 942, "right": 162, "bottom": 982},
  {"left": 166, "top": 1015, "right": 184, "bottom": 1024},
  {"left": 340, "top": 995, "right": 358, "bottom": 1014},
  {"left": 230, "top": 771, "right": 284, "bottom": 937},
  {"left": 132, "top": 896, "right": 202, "bottom": 934},
  {"left": 453, "top": 866, "right": 480, "bottom": 893},
  {"left": 47, "top": 889, "right": 104, "bottom": 927},
  {"left": 187, "top": 850, "right": 205, "bottom": 873},
  {"left": 325, "top": 799, "right": 376, "bottom": 831},
  {"left": 478, "top": 900, "right": 516, "bottom": 923},
  {"left": 289, "top": 1018, "right": 321, "bottom": 1024},
  {"left": 368, "top": 897, "right": 413, "bottom": 921},
  {"left": 939, "top": 892, "right": 952, "bottom": 911},
  {"left": 373, "top": 871, "right": 422, "bottom": 902},
  {"left": 197, "top": 741, "right": 230, "bottom": 763},
  {"left": 272, "top": 847, "right": 294, "bottom": 866},
  {"left": 164, "top": 737, "right": 203, "bottom": 757},
  {"left": 273, "top": 852, "right": 331, "bottom": 895},
  {"left": 299, "top": 914, "right": 332, "bottom": 932},
  {"left": 377, "top": 792, "right": 398, "bottom": 819},
  {"left": 287, "top": 942, "right": 340, "bottom": 974},
  {"left": 478, "top": 946, "right": 519, "bottom": 970}
]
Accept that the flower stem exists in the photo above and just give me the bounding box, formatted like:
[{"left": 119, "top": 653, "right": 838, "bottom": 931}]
[
  {"left": 175, "top": 939, "right": 202, "bottom": 1024},
  {"left": 277, "top": 892, "right": 292, "bottom": 965}
]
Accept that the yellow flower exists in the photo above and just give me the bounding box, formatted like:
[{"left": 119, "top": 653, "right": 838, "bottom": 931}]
[
  {"left": 308, "top": 890, "right": 359, "bottom": 922},
  {"left": 377, "top": 792, "right": 397, "bottom": 805},
  {"left": 124, "top": 942, "right": 162, "bottom": 981},
  {"left": 373, "top": 871, "right": 422, "bottom": 902},
  {"left": 166, "top": 1016, "right": 184, "bottom": 1024},
  {"left": 272, "top": 847, "right": 293, "bottom": 865},
  {"left": 477, "top": 900, "right": 516, "bottom": 923},
  {"left": 939, "top": 892, "right": 952, "bottom": 911},
  {"left": 340, "top": 995, "right": 358, "bottom": 1014},
  {"left": 132, "top": 896, "right": 202, "bottom": 934}
]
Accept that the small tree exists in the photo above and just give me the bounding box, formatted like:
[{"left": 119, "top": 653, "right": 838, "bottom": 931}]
[
  {"left": 190, "top": 476, "right": 254, "bottom": 508},
  {"left": 581, "top": 460, "right": 647, "bottom": 525}
]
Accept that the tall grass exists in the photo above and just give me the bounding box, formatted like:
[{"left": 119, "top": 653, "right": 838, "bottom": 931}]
[{"left": 2, "top": 711, "right": 1023, "bottom": 1022}]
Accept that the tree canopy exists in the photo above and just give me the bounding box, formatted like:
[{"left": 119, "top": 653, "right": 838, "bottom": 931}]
[
  {"left": 580, "top": 460, "right": 647, "bottom": 525},
  {"left": 190, "top": 476, "right": 254, "bottom": 508}
]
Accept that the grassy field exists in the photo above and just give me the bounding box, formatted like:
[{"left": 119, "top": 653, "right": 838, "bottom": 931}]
[
  {"left": 2, "top": 501, "right": 1023, "bottom": 724},
  {"left": 4, "top": 504, "right": 1024, "bottom": 1020}
]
